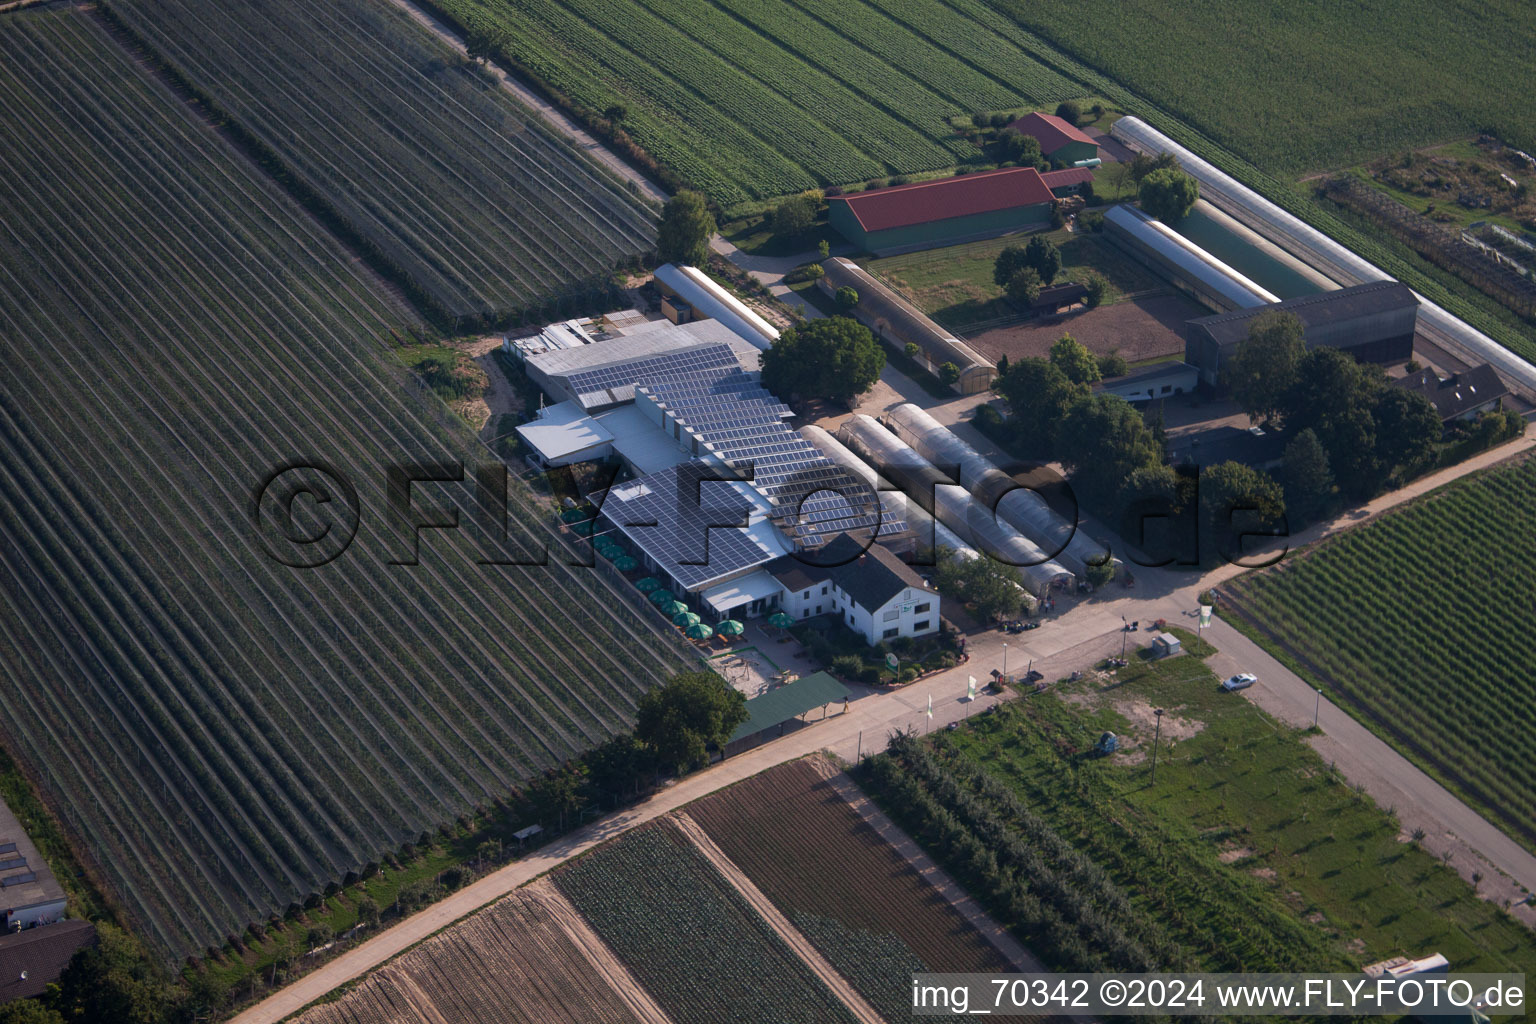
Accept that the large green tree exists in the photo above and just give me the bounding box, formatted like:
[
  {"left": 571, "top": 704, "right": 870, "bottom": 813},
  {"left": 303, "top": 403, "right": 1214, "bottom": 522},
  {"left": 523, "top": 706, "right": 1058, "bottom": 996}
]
[
  {"left": 53, "top": 923, "right": 182, "bottom": 1024},
  {"left": 1281, "top": 348, "right": 1384, "bottom": 495},
  {"left": 759, "top": 316, "right": 884, "bottom": 404},
  {"left": 992, "top": 357, "right": 1088, "bottom": 457},
  {"left": 1224, "top": 310, "right": 1306, "bottom": 424},
  {"left": 1056, "top": 393, "right": 1164, "bottom": 506},
  {"left": 635, "top": 672, "right": 748, "bottom": 772},
  {"left": 933, "top": 546, "right": 1024, "bottom": 621},
  {"left": 1128, "top": 150, "right": 1178, "bottom": 185},
  {"left": 1138, "top": 167, "right": 1200, "bottom": 221},
  {"left": 656, "top": 190, "right": 715, "bottom": 266},
  {"left": 1005, "top": 266, "right": 1043, "bottom": 305},
  {"left": 1281, "top": 427, "right": 1335, "bottom": 526},
  {"left": 1022, "top": 234, "right": 1062, "bottom": 285},
  {"left": 771, "top": 194, "right": 816, "bottom": 238},
  {"left": 993, "top": 244, "right": 1029, "bottom": 287},
  {"left": 1198, "top": 461, "right": 1286, "bottom": 566},
  {"left": 1049, "top": 333, "right": 1101, "bottom": 386},
  {"left": 1372, "top": 387, "right": 1442, "bottom": 477}
]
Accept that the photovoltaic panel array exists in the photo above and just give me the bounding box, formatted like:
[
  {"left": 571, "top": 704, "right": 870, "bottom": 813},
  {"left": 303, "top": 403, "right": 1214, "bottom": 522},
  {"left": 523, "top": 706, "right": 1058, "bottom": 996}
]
[
  {"left": 601, "top": 460, "right": 777, "bottom": 590},
  {"left": 636, "top": 367, "right": 907, "bottom": 545},
  {"left": 563, "top": 342, "right": 740, "bottom": 410}
]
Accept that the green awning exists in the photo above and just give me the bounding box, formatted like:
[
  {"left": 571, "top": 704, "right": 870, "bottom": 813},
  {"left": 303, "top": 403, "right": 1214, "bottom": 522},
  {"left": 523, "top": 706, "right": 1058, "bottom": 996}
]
[{"left": 729, "top": 671, "right": 851, "bottom": 743}]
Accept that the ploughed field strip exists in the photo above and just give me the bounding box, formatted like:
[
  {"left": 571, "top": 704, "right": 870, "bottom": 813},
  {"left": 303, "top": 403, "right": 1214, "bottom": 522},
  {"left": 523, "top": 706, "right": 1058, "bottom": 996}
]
[
  {"left": 0, "top": 7, "right": 685, "bottom": 963},
  {"left": 689, "top": 760, "right": 1012, "bottom": 1022},
  {"left": 1225, "top": 458, "right": 1536, "bottom": 851},
  {"left": 554, "top": 819, "right": 862, "bottom": 1024},
  {"left": 439, "top": 0, "right": 1082, "bottom": 205},
  {"left": 296, "top": 884, "right": 654, "bottom": 1024},
  {"left": 105, "top": 0, "right": 656, "bottom": 322}
]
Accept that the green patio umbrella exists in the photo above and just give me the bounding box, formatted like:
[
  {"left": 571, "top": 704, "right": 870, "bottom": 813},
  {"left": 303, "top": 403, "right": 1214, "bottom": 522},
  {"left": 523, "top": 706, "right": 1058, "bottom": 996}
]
[
  {"left": 647, "top": 588, "right": 675, "bottom": 606},
  {"left": 767, "top": 611, "right": 795, "bottom": 629},
  {"left": 598, "top": 544, "right": 625, "bottom": 561},
  {"left": 672, "top": 610, "right": 701, "bottom": 628},
  {"left": 560, "top": 507, "right": 591, "bottom": 524},
  {"left": 570, "top": 520, "right": 595, "bottom": 536},
  {"left": 715, "top": 619, "right": 745, "bottom": 637},
  {"left": 661, "top": 600, "right": 688, "bottom": 618},
  {"left": 634, "top": 576, "right": 663, "bottom": 593},
  {"left": 685, "top": 622, "right": 714, "bottom": 641},
  {"left": 612, "top": 555, "right": 639, "bottom": 573}
]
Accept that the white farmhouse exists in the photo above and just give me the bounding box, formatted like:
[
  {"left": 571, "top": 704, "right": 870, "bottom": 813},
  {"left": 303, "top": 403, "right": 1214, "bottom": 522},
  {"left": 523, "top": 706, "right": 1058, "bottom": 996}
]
[{"left": 769, "top": 533, "right": 939, "bottom": 646}]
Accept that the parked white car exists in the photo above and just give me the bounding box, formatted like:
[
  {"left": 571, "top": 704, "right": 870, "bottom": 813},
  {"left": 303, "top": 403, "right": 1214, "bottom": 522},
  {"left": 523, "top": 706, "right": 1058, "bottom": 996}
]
[{"left": 1221, "top": 673, "right": 1258, "bottom": 692}]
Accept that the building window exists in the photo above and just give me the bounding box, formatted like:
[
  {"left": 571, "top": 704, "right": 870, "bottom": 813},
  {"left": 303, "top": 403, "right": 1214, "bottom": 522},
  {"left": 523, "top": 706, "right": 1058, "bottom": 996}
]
[
  {"left": 883, "top": 608, "right": 899, "bottom": 621},
  {"left": 914, "top": 620, "right": 931, "bottom": 632},
  {"left": 802, "top": 609, "right": 810, "bottom": 619},
  {"left": 914, "top": 602, "right": 930, "bottom": 614},
  {"left": 882, "top": 627, "right": 899, "bottom": 639},
  {"left": 821, "top": 585, "right": 828, "bottom": 595},
  {"left": 802, "top": 589, "right": 810, "bottom": 598},
  {"left": 815, "top": 605, "right": 822, "bottom": 615},
  {"left": 846, "top": 612, "right": 854, "bottom": 626},
  {"left": 1161, "top": 384, "right": 1172, "bottom": 394}
]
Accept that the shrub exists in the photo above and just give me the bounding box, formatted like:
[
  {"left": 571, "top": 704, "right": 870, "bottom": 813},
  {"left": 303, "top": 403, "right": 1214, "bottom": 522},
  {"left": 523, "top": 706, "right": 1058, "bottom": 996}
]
[
  {"left": 835, "top": 285, "right": 859, "bottom": 308},
  {"left": 783, "top": 262, "right": 825, "bottom": 284},
  {"left": 1097, "top": 353, "right": 1128, "bottom": 378},
  {"left": 830, "top": 654, "right": 864, "bottom": 679},
  {"left": 1055, "top": 101, "right": 1081, "bottom": 125},
  {"left": 1079, "top": 210, "right": 1105, "bottom": 232},
  {"left": 889, "top": 175, "right": 910, "bottom": 186}
]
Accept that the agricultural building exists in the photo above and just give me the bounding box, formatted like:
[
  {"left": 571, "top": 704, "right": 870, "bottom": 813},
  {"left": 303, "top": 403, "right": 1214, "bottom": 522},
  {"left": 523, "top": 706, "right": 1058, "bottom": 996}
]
[
  {"left": 768, "top": 533, "right": 939, "bottom": 646},
  {"left": 1039, "top": 166, "right": 1095, "bottom": 196},
  {"left": 838, "top": 414, "right": 1075, "bottom": 595},
  {"left": 653, "top": 263, "right": 781, "bottom": 350},
  {"left": 518, "top": 321, "right": 754, "bottom": 411},
  {"left": 1185, "top": 281, "right": 1419, "bottom": 390},
  {"left": 1392, "top": 363, "right": 1507, "bottom": 425},
  {"left": 1095, "top": 360, "right": 1199, "bottom": 403},
  {"left": 882, "top": 403, "right": 1113, "bottom": 579},
  {"left": 825, "top": 168, "right": 1053, "bottom": 254},
  {"left": 1103, "top": 203, "right": 1280, "bottom": 313},
  {"left": 0, "top": 920, "right": 95, "bottom": 1002},
  {"left": 514, "top": 400, "right": 615, "bottom": 469},
  {"left": 819, "top": 258, "right": 994, "bottom": 395},
  {"left": 0, "top": 795, "right": 67, "bottom": 932},
  {"left": 1006, "top": 112, "right": 1100, "bottom": 166},
  {"left": 724, "top": 671, "right": 852, "bottom": 755},
  {"left": 1031, "top": 281, "right": 1088, "bottom": 312},
  {"left": 1111, "top": 116, "right": 1536, "bottom": 404},
  {"left": 594, "top": 364, "right": 908, "bottom": 612}
]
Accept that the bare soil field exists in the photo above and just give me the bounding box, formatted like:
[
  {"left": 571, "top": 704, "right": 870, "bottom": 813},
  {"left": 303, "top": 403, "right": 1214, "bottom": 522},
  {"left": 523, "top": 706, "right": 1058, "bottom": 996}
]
[
  {"left": 296, "top": 881, "right": 660, "bottom": 1024},
  {"left": 966, "top": 293, "right": 1203, "bottom": 365},
  {"left": 688, "top": 759, "right": 1010, "bottom": 1021}
]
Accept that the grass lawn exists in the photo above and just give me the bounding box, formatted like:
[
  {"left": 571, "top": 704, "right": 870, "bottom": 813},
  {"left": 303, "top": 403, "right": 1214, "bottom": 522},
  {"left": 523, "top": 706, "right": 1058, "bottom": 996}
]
[
  {"left": 864, "top": 226, "right": 1160, "bottom": 333},
  {"left": 937, "top": 644, "right": 1535, "bottom": 974},
  {"left": 721, "top": 212, "right": 830, "bottom": 259}
]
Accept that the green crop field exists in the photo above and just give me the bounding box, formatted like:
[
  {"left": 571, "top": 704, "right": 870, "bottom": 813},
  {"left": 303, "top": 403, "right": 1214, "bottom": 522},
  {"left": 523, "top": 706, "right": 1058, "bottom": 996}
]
[
  {"left": 104, "top": 0, "right": 657, "bottom": 324},
  {"left": 981, "top": 0, "right": 1536, "bottom": 177},
  {"left": 437, "top": 0, "right": 1086, "bottom": 207},
  {"left": 1224, "top": 457, "right": 1536, "bottom": 852},
  {"left": 690, "top": 760, "right": 1010, "bottom": 1020},
  {"left": 554, "top": 819, "right": 859, "bottom": 1024},
  {"left": 897, "top": 649, "right": 1536, "bottom": 975},
  {"left": 0, "top": 6, "right": 686, "bottom": 963}
]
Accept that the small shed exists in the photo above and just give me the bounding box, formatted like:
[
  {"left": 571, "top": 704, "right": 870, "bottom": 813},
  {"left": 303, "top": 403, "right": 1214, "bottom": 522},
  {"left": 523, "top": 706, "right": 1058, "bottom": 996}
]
[
  {"left": 1030, "top": 281, "right": 1088, "bottom": 312},
  {"left": 1150, "top": 632, "right": 1183, "bottom": 658}
]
